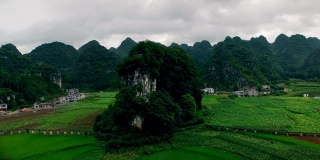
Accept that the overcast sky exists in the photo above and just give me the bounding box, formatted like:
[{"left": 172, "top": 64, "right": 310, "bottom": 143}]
[{"left": 1, "top": 0, "right": 320, "bottom": 54}]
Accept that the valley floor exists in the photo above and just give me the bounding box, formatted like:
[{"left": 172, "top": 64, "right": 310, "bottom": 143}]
[{"left": 1, "top": 91, "right": 320, "bottom": 159}]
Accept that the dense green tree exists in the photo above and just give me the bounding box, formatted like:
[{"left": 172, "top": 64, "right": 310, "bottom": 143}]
[
  {"left": 172, "top": 41, "right": 214, "bottom": 69},
  {"left": 249, "top": 36, "right": 284, "bottom": 81},
  {"left": 74, "top": 40, "right": 121, "bottom": 90},
  {"left": 94, "top": 41, "right": 203, "bottom": 148},
  {"left": 112, "top": 37, "right": 137, "bottom": 58},
  {"left": 25, "top": 42, "right": 78, "bottom": 70},
  {"left": 273, "top": 34, "right": 320, "bottom": 78},
  {"left": 0, "top": 44, "right": 63, "bottom": 109},
  {"left": 202, "top": 36, "right": 268, "bottom": 90},
  {"left": 302, "top": 49, "right": 320, "bottom": 78}
]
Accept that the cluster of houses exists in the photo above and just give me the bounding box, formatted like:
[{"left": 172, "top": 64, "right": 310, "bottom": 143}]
[
  {"left": 233, "top": 85, "right": 271, "bottom": 97},
  {"left": 33, "top": 88, "right": 85, "bottom": 109},
  {"left": 0, "top": 103, "right": 8, "bottom": 115},
  {"left": 203, "top": 85, "right": 273, "bottom": 97}
]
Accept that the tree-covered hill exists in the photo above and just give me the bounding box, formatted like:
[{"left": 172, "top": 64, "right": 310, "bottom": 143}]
[
  {"left": 196, "top": 34, "right": 320, "bottom": 90},
  {"left": 73, "top": 40, "right": 121, "bottom": 90},
  {"left": 273, "top": 34, "right": 320, "bottom": 78},
  {"left": 110, "top": 37, "right": 137, "bottom": 58},
  {"left": 249, "top": 36, "right": 284, "bottom": 81},
  {"left": 0, "top": 44, "right": 62, "bottom": 110},
  {"left": 302, "top": 48, "right": 320, "bottom": 79},
  {"left": 202, "top": 36, "right": 268, "bottom": 90},
  {"left": 25, "top": 42, "right": 79, "bottom": 70},
  {"left": 2, "top": 33, "right": 320, "bottom": 93},
  {"left": 94, "top": 41, "right": 203, "bottom": 148},
  {"left": 171, "top": 41, "right": 214, "bottom": 68}
]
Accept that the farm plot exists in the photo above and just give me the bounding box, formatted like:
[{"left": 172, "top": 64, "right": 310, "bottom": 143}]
[
  {"left": 104, "top": 126, "right": 320, "bottom": 160},
  {"left": 202, "top": 95, "right": 320, "bottom": 132},
  {"left": 0, "top": 134, "right": 103, "bottom": 160},
  {"left": 282, "top": 80, "right": 320, "bottom": 97},
  {"left": 0, "top": 92, "right": 116, "bottom": 131}
]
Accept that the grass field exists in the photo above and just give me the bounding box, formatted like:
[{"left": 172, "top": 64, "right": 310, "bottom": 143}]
[{"left": 0, "top": 134, "right": 103, "bottom": 160}]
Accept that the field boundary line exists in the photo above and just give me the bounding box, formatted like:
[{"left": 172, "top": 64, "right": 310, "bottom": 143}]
[
  {"left": 205, "top": 125, "right": 320, "bottom": 137},
  {"left": 0, "top": 128, "right": 94, "bottom": 136}
]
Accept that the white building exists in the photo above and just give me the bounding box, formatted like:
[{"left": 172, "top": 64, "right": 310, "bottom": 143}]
[
  {"left": 233, "top": 91, "right": 245, "bottom": 97},
  {"left": 247, "top": 88, "right": 259, "bottom": 96},
  {"left": 33, "top": 103, "right": 55, "bottom": 109},
  {"left": 0, "top": 103, "right": 8, "bottom": 111},
  {"left": 57, "top": 88, "right": 86, "bottom": 104},
  {"left": 203, "top": 88, "right": 214, "bottom": 94}
]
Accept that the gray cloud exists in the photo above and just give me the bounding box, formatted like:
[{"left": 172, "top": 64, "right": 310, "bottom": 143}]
[{"left": 1, "top": 0, "right": 320, "bottom": 53}]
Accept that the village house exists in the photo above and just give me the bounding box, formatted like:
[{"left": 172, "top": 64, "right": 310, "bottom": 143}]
[
  {"left": 233, "top": 87, "right": 259, "bottom": 97},
  {"left": 57, "top": 88, "right": 86, "bottom": 104},
  {"left": 261, "top": 85, "right": 271, "bottom": 95},
  {"left": 246, "top": 87, "right": 259, "bottom": 96},
  {"left": 58, "top": 96, "right": 68, "bottom": 104},
  {"left": 233, "top": 91, "right": 245, "bottom": 97},
  {"left": 203, "top": 88, "right": 214, "bottom": 95},
  {"left": 0, "top": 103, "right": 8, "bottom": 111},
  {"left": 67, "top": 88, "right": 79, "bottom": 95},
  {"left": 33, "top": 103, "right": 55, "bottom": 109}
]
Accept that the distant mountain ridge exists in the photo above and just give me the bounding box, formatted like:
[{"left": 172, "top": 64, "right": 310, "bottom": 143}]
[
  {"left": 2, "top": 33, "right": 320, "bottom": 92},
  {"left": 25, "top": 42, "right": 79, "bottom": 70}
]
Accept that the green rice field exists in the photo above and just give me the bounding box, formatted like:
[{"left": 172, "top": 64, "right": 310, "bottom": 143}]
[{"left": 0, "top": 134, "right": 103, "bottom": 160}]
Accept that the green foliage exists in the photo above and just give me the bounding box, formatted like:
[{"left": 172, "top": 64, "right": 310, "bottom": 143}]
[
  {"left": 179, "top": 94, "right": 197, "bottom": 121},
  {"left": 94, "top": 41, "right": 204, "bottom": 149},
  {"left": 113, "top": 37, "right": 137, "bottom": 58},
  {"left": 179, "top": 40, "right": 213, "bottom": 68},
  {"left": 273, "top": 34, "right": 320, "bottom": 78},
  {"left": 25, "top": 41, "right": 78, "bottom": 70},
  {"left": 302, "top": 49, "right": 320, "bottom": 78},
  {"left": 0, "top": 44, "right": 63, "bottom": 109},
  {"left": 118, "top": 41, "right": 203, "bottom": 105},
  {"left": 74, "top": 40, "right": 121, "bottom": 90},
  {"left": 202, "top": 36, "right": 269, "bottom": 91}
]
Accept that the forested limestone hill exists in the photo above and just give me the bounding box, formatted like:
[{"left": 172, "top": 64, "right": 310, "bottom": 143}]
[{"left": 3, "top": 33, "right": 320, "bottom": 93}]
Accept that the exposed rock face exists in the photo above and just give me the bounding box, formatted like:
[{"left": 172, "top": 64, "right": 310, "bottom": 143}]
[
  {"left": 52, "top": 73, "right": 62, "bottom": 88},
  {"left": 128, "top": 70, "right": 156, "bottom": 130},
  {"left": 132, "top": 70, "right": 156, "bottom": 100},
  {"left": 131, "top": 115, "right": 144, "bottom": 130}
]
